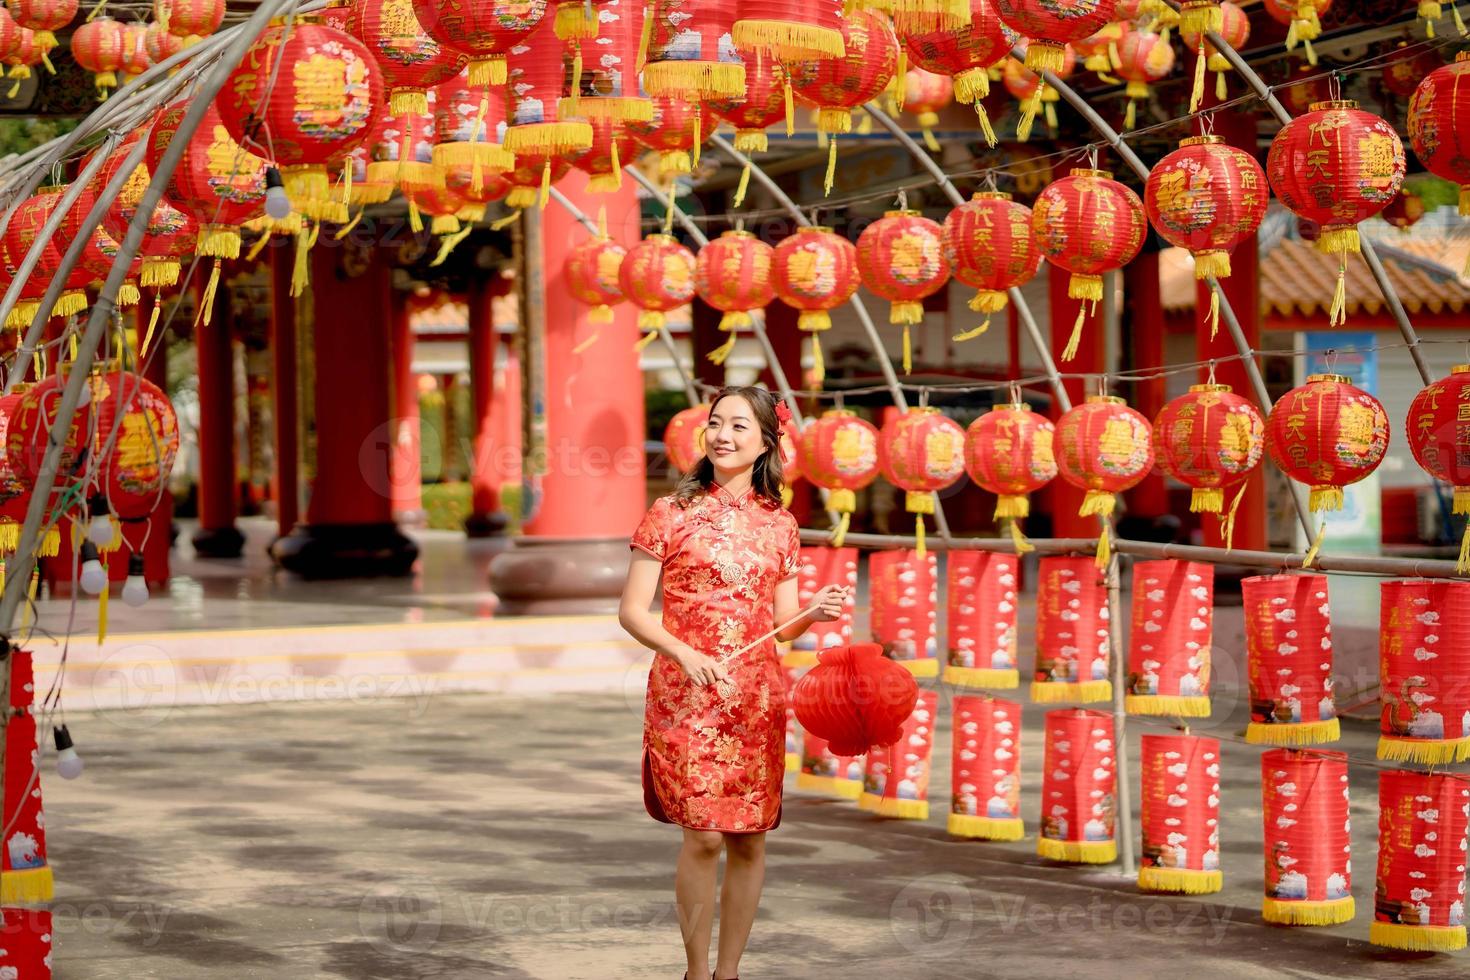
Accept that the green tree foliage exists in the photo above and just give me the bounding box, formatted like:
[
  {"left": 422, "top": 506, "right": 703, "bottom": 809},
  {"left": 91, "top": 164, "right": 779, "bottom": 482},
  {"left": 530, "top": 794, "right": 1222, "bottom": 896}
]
[{"left": 0, "top": 117, "right": 80, "bottom": 160}]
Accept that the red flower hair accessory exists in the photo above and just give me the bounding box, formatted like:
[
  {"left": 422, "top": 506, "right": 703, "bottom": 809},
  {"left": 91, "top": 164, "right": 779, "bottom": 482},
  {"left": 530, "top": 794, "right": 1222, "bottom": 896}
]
[{"left": 774, "top": 399, "right": 793, "bottom": 434}]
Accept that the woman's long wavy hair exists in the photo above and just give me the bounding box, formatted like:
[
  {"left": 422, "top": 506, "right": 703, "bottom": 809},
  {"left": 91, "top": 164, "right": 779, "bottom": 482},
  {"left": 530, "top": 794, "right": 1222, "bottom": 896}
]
[{"left": 673, "top": 386, "right": 785, "bottom": 507}]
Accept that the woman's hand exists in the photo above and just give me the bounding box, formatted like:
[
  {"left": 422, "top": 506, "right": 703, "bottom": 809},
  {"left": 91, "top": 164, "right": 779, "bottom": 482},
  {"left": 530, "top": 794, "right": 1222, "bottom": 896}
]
[
  {"left": 670, "top": 645, "right": 732, "bottom": 687},
  {"left": 810, "top": 584, "right": 850, "bottom": 623}
]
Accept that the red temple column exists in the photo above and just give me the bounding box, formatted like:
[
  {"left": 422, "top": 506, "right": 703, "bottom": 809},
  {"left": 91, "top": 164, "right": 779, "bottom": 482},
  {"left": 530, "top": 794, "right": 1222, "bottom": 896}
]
[
  {"left": 1045, "top": 262, "right": 1100, "bottom": 538},
  {"left": 466, "top": 275, "right": 509, "bottom": 536},
  {"left": 489, "top": 171, "right": 645, "bottom": 613},
  {"left": 1126, "top": 246, "right": 1170, "bottom": 517},
  {"left": 390, "top": 291, "right": 424, "bottom": 525},
  {"left": 269, "top": 244, "right": 418, "bottom": 577},
  {"left": 269, "top": 239, "right": 299, "bottom": 540},
  {"left": 191, "top": 268, "right": 244, "bottom": 558}
]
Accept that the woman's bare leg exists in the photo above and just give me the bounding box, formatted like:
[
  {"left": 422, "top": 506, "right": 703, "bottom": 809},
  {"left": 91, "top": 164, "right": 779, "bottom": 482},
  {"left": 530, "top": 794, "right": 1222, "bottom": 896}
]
[
  {"left": 676, "top": 829, "right": 723, "bottom": 978},
  {"left": 713, "top": 832, "right": 766, "bottom": 979}
]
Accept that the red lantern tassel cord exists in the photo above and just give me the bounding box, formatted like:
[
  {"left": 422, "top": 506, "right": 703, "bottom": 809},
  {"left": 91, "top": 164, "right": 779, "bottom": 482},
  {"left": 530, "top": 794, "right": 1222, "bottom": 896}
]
[
  {"left": 948, "top": 695, "right": 1023, "bottom": 840},
  {"left": 1138, "top": 734, "right": 1222, "bottom": 894}
]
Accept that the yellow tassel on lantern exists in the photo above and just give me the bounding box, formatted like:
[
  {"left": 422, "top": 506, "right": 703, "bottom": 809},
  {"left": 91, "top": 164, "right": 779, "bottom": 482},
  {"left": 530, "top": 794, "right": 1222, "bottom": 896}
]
[
  {"left": 730, "top": 20, "right": 845, "bottom": 62},
  {"left": 1036, "top": 838, "right": 1116, "bottom": 864},
  {"left": 1138, "top": 867, "right": 1223, "bottom": 895},
  {"left": 1328, "top": 259, "right": 1348, "bottom": 328},
  {"left": 1062, "top": 303, "right": 1089, "bottom": 362},
  {"left": 1421, "top": 0, "right": 1443, "bottom": 35},
  {"left": 141, "top": 257, "right": 180, "bottom": 289},
  {"left": 1190, "top": 487, "right": 1225, "bottom": 513},
  {"left": 0, "top": 865, "right": 53, "bottom": 904},
  {"left": 97, "top": 566, "right": 109, "bottom": 644},
  {"left": 1079, "top": 489, "right": 1116, "bottom": 517},
  {"left": 430, "top": 214, "right": 460, "bottom": 235},
  {"left": 469, "top": 56, "right": 508, "bottom": 89},
  {"left": 1301, "top": 519, "right": 1327, "bottom": 569},
  {"left": 1262, "top": 896, "right": 1355, "bottom": 926},
  {"left": 390, "top": 89, "right": 429, "bottom": 115},
  {"left": 824, "top": 138, "right": 837, "bottom": 196},
  {"left": 39, "top": 526, "right": 58, "bottom": 558},
  {"left": 641, "top": 60, "right": 746, "bottom": 101},
  {"left": 733, "top": 162, "right": 752, "bottom": 208},
  {"left": 1008, "top": 517, "right": 1035, "bottom": 554},
  {"left": 947, "top": 813, "right": 1024, "bottom": 840},
  {"left": 943, "top": 664, "right": 1020, "bottom": 690},
  {"left": 54, "top": 290, "right": 87, "bottom": 318},
  {"left": 1031, "top": 678, "right": 1113, "bottom": 704},
  {"left": 141, "top": 298, "right": 161, "bottom": 356},
  {"left": 1377, "top": 733, "right": 1470, "bottom": 764},
  {"left": 0, "top": 522, "right": 14, "bottom": 554},
  {"left": 1245, "top": 717, "right": 1341, "bottom": 745},
  {"left": 1190, "top": 48, "right": 1208, "bottom": 113},
  {"left": 195, "top": 259, "right": 222, "bottom": 328},
  {"left": 1024, "top": 40, "right": 1067, "bottom": 75},
  {"left": 1369, "top": 922, "right": 1468, "bottom": 953},
  {"left": 951, "top": 318, "right": 990, "bottom": 342},
  {"left": 432, "top": 225, "right": 474, "bottom": 267},
  {"left": 783, "top": 77, "right": 795, "bottom": 136},
  {"left": 1017, "top": 84, "right": 1044, "bottom": 143},
  {"left": 1125, "top": 693, "right": 1212, "bottom": 718}
]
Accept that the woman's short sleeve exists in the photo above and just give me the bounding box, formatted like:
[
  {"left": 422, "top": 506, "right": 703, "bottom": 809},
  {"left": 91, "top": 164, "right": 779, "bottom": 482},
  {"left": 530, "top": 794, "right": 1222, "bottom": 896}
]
[
  {"left": 630, "top": 498, "right": 670, "bottom": 561},
  {"left": 779, "top": 513, "right": 800, "bottom": 579}
]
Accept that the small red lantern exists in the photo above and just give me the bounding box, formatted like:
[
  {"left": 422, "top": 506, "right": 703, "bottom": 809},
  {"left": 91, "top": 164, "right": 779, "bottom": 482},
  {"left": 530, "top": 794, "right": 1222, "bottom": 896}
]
[
  {"left": 1074, "top": 20, "right": 1129, "bottom": 79},
  {"left": 642, "top": 0, "right": 744, "bottom": 101},
  {"left": 1033, "top": 168, "right": 1146, "bottom": 361},
  {"left": 855, "top": 209, "right": 949, "bottom": 374},
  {"left": 625, "top": 95, "right": 718, "bottom": 177},
  {"left": 90, "top": 139, "right": 196, "bottom": 290},
  {"left": 1138, "top": 733, "right": 1221, "bottom": 894},
  {"left": 878, "top": 407, "right": 966, "bottom": 555},
  {"left": 155, "top": 0, "right": 224, "bottom": 39},
  {"left": 8, "top": 372, "right": 90, "bottom": 489},
  {"left": 1113, "top": 27, "right": 1174, "bottom": 130},
  {"left": 1179, "top": 0, "right": 1249, "bottom": 108},
  {"left": 432, "top": 70, "right": 515, "bottom": 200},
  {"left": 1034, "top": 556, "right": 1111, "bottom": 702},
  {"left": 1372, "top": 770, "right": 1470, "bottom": 951},
  {"left": 1039, "top": 708, "right": 1117, "bottom": 862},
  {"left": 1055, "top": 394, "right": 1153, "bottom": 519},
  {"left": 565, "top": 229, "right": 626, "bottom": 326},
  {"left": 662, "top": 402, "right": 710, "bottom": 473},
  {"left": 1277, "top": 62, "right": 1332, "bottom": 118},
  {"left": 146, "top": 101, "right": 267, "bottom": 260},
  {"left": 411, "top": 0, "right": 545, "bottom": 88},
  {"left": 1, "top": 189, "right": 90, "bottom": 324},
  {"left": 771, "top": 226, "right": 860, "bottom": 384},
  {"left": 949, "top": 694, "right": 1023, "bottom": 839},
  {"left": 798, "top": 409, "right": 880, "bottom": 545},
  {"left": 902, "top": 0, "right": 1014, "bottom": 146},
  {"left": 1243, "top": 573, "right": 1339, "bottom": 745},
  {"left": 964, "top": 401, "right": 1056, "bottom": 523},
  {"left": 120, "top": 22, "right": 150, "bottom": 79},
  {"left": 1263, "top": 0, "right": 1330, "bottom": 64},
  {"left": 1151, "top": 383, "right": 1264, "bottom": 516},
  {"left": 869, "top": 548, "right": 938, "bottom": 676},
  {"left": 941, "top": 191, "right": 1042, "bottom": 339},
  {"left": 1409, "top": 53, "right": 1470, "bottom": 221},
  {"left": 707, "top": 58, "right": 789, "bottom": 206},
  {"left": 995, "top": 0, "right": 1115, "bottom": 75},
  {"left": 1378, "top": 579, "right": 1470, "bottom": 764},
  {"left": 791, "top": 642, "right": 920, "bottom": 758},
  {"left": 1380, "top": 189, "right": 1426, "bottom": 231},
  {"left": 857, "top": 689, "right": 937, "bottom": 819},
  {"left": 945, "top": 552, "right": 1021, "bottom": 690},
  {"left": 1383, "top": 41, "right": 1442, "bottom": 99},
  {"left": 70, "top": 16, "right": 127, "bottom": 97},
  {"left": 0, "top": 7, "right": 20, "bottom": 60},
  {"left": 903, "top": 67, "right": 952, "bottom": 152},
  {"left": 401, "top": 181, "right": 471, "bottom": 235},
  {"left": 5, "top": 0, "right": 75, "bottom": 67},
  {"left": 88, "top": 367, "right": 181, "bottom": 511},
  {"left": 347, "top": 0, "right": 467, "bottom": 114},
  {"left": 732, "top": 0, "right": 844, "bottom": 63},
  {"left": 618, "top": 233, "right": 696, "bottom": 348},
  {"left": 695, "top": 230, "right": 774, "bottom": 365},
  {"left": 1126, "top": 560, "right": 1214, "bottom": 718},
  {"left": 144, "top": 20, "right": 186, "bottom": 65},
  {"left": 786, "top": 9, "right": 899, "bottom": 195},
  {"left": 1002, "top": 40, "right": 1076, "bottom": 140},
  {"left": 567, "top": 117, "right": 637, "bottom": 193},
  {"left": 502, "top": 150, "right": 572, "bottom": 210},
  {"left": 1264, "top": 374, "right": 1389, "bottom": 514},
  {"left": 560, "top": 0, "right": 650, "bottom": 124},
  {"left": 1407, "top": 367, "right": 1470, "bottom": 568},
  {"left": 1261, "top": 748, "right": 1353, "bottom": 924}
]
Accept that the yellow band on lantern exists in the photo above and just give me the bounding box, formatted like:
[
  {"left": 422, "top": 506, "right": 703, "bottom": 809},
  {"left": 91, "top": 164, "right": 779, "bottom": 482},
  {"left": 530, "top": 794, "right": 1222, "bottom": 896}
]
[
  {"left": 1369, "top": 922, "right": 1467, "bottom": 952},
  {"left": 796, "top": 772, "right": 863, "bottom": 799},
  {"left": 1124, "top": 694, "right": 1211, "bottom": 718},
  {"left": 1030, "top": 679, "right": 1112, "bottom": 704},
  {"left": 942, "top": 665, "right": 1019, "bottom": 690},
  {"left": 1137, "top": 866, "right": 1222, "bottom": 895},
  {"left": 1037, "top": 837, "right": 1116, "bottom": 864},
  {"left": 1262, "top": 896, "right": 1355, "bottom": 927},
  {"left": 1376, "top": 733, "right": 1470, "bottom": 764},
  {"left": 1244, "top": 718, "right": 1341, "bottom": 745},
  {"left": 947, "top": 813, "right": 1023, "bottom": 840}
]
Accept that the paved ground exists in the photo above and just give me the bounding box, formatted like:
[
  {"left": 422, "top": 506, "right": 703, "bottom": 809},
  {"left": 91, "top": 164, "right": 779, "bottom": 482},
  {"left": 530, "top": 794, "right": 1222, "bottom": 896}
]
[{"left": 43, "top": 689, "right": 1464, "bottom": 980}]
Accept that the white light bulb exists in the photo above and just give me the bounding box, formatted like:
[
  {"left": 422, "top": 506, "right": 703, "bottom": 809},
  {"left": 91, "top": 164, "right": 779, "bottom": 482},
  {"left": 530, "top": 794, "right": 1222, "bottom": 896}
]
[
  {"left": 265, "top": 185, "right": 292, "bottom": 220},
  {"left": 57, "top": 747, "right": 83, "bottom": 780},
  {"left": 121, "top": 574, "right": 148, "bottom": 607},
  {"left": 79, "top": 558, "right": 107, "bottom": 595},
  {"left": 86, "top": 513, "right": 113, "bottom": 548}
]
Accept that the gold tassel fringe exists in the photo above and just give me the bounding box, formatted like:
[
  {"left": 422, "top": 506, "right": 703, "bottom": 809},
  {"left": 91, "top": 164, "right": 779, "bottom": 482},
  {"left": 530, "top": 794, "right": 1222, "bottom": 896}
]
[
  {"left": 1125, "top": 694, "right": 1212, "bottom": 717},
  {"left": 0, "top": 866, "right": 53, "bottom": 903},
  {"left": 1263, "top": 896, "right": 1355, "bottom": 926},
  {"left": 1138, "top": 867, "right": 1223, "bottom": 895},
  {"left": 1369, "top": 922, "right": 1467, "bottom": 952},
  {"left": 1244, "top": 718, "right": 1341, "bottom": 745},
  {"left": 1037, "top": 837, "right": 1116, "bottom": 864},
  {"left": 730, "top": 21, "right": 845, "bottom": 61},
  {"left": 942, "top": 665, "right": 1019, "bottom": 690},
  {"left": 1030, "top": 679, "right": 1113, "bottom": 704},
  {"left": 947, "top": 813, "right": 1024, "bottom": 840},
  {"left": 1191, "top": 487, "right": 1224, "bottom": 513},
  {"left": 796, "top": 772, "right": 863, "bottom": 799},
  {"left": 641, "top": 60, "right": 745, "bottom": 100},
  {"left": 1377, "top": 733, "right": 1470, "bottom": 764},
  {"left": 994, "top": 494, "right": 1029, "bottom": 519}
]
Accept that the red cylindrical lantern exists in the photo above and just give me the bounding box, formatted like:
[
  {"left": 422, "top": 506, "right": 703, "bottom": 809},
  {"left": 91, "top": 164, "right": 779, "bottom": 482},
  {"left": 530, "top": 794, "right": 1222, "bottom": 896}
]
[
  {"left": 1379, "top": 579, "right": 1470, "bottom": 764},
  {"left": 500, "top": 14, "right": 591, "bottom": 160},
  {"left": 347, "top": 0, "right": 468, "bottom": 114},
  {"left": 1409, "top": 53, "right": 1470, "bottom": 219},
  {"left": 411, "top": 0, "right": 545, "bottom": 89},
  {"left": 1038, "top": 708, "right": 1117, "bottom": 863},
  {"left": 70, "top": 16, "right": 127, "bottom": 97},
  {"left": 642, "top": 0, "right": 744, "bottom": 101},
  {"left": 949, "top": 694, "right": 1023, "bottom": 840},
  {"left": 560, "top": 0, "right": 650, "bottom": 123},
  {"left": 878, "top": 408, "right": 966, "bottom": 555},
  {"left": 787, "top": 545, "right": 859, "bottom": 668},
  {"left": 708, "top": 57, "right": 789, "bottom": 155},
  {"left": 732, "top": 0, "right": 844, "bottom": 63},
  {"left": 1407, "top": 366, "right": 1470, "bottom": 569},
  {"left": 1263, "top": 0, "right": 1331, "bottom": 63},
  {"left": 1179, "top": 0, "right": 1249, "bottom": 108},
  {"left": 1150, "top": 383, "right": 1264, "bottom": 516},
  {"left": 964, "top": 401, "right": 1056, "bottom": 527},
  {"left": 618, "top": 233, "right": 696, "bottom": 346},
  {"left": 432, "top": 69, "right": 515, "bottom": 202},
  {"left": 568, "top": 117, "right": 638, "bottom": 193},
  {"left": 792, "top": 641, "right": 920, "bottom": 757},
  {"left": 1264, "top": 374, "right": 1389, "bottom": 514},
  {"left": 941, "top": 191, "right": 1042, "bottom": 338},
  {"left": 868, "top": 548, "right": 939, "bottom": 678},
  {"left": 903, "top": 67, "right": 952, "bottom": 152},
  {"left": 1034, "top": 555, "right": 1111, "bottom": 703},
  {"left": 1033, "top": 168, "right": 1146, "bottom": 360},
  {"left": 797, "top": 409, "right": 880, "bottom": 545},
  {"left": 0, "top": 649, "right": 50, "bottom": 901},
  {"left": 944, "top": 550, "right": 1020, "bottom": 689},
  {"left": 1055, "top": 394, "right": 1153, "bottom": 520},
  {"left": 1261, "top": 748, "right": 1353, "bottom": 924},
  {"left": 995, "top": 0, "right": 1115, "bottom": 75},
  {"left": 855, "top": 210, "right": 949, "bottom": 374},
  {"left": 1126, "top": 560, "right": 1213, "bottom": 717},
  {"left": 1113, "top": 27, "right": 1174, "bottom": 130},
  {"left": 625, "top": 94, "right": 718, "bottom": 177},
  {"left": 1243, "top": 573, "right": 1339, "bottom": 745},
  {"left": 695, "top": 230, "right": 775, "bottom": 365},
  {"left": 565, "top": 230, "right": 626, "bottom": 326},
  {"left": 771, "top": 226, "right": 860, "bottom": 384},
  {"left": 155, "top": 0, "right": 224, "bottom": 39},
  {"left": 1372, "top": 770, "right": 1470, "bottom": 951},
  {"left": 858, "top": 689, "right": 937, "bottom": 819},
  {"left": 797, "top": 728, "right": 864, "bottom": 799},
  {"left": 1138, "top": 733, "right": 1221, "bottom": 893},
  {"left": 787, "top": 9, "right": 899, "bottom": 194},
  {"left": 365, "top": 102, "right": 439, "bottom": 195},
  {"left": 1267, "top": 100, "right": 1405, "bottom": 326},
  {"left": 902, "top": 0, "right": 1014, "bottom": 145}
]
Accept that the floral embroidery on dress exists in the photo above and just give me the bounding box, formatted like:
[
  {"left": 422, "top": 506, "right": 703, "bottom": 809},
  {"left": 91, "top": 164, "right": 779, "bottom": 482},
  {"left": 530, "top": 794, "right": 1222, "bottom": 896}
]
[{"left": 631, "top": 484, "right": 800, "bottom": 832}]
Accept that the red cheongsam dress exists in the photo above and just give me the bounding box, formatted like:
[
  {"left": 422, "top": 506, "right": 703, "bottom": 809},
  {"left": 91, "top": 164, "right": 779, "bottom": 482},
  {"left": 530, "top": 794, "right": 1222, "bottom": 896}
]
[{"left": 630, "top": 484, "right": 801, "bottom": 832}]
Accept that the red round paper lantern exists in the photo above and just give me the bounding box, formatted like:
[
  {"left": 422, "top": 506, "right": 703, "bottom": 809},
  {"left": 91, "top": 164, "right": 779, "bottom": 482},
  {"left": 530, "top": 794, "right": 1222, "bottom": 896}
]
[
  {"left": 1407, "top": 368, "right": 1470, "bottom": 546},
  {"left": 949, "top": 694, "right": 1023, "bottom": 838},
  {"left": 857, "top": 689, "right": 938, "bottom": 818},
  {"left": 798, "top": 409, "right": 880, "bottom": 543},
  {"left": 1264, "top": 374, "right": 1389, "bottom": 513},
  {"left": 1409, "top": 53, "right": 1470, "bottom": 217},
  {"left": 995, "top": 0, "right": 1115, "bottom": 75},
  {"left": 1138, "top": 733, "right": 1221, "bottom": 893},
  {"left": 878, "top": 407, "right": 966, "bottom": 554},
  {"left": 432, "top": 69, "right": 515, "bottom": 202},
  {"left": 565, "top": 231, "right": 626, "bottom": 324},
  {"left": 120, "top": 22, "right": 150, "bottom": 78},
  {"left": 89, "top": 367, "right": 181, "bottom": 510},
  {"left": 70, "top": 16, "right": 127, "bottom": 97},
  {"left": 6, "top": 372, "right": 88, "bottom": 489},
  {"left": 1113, "top": 27, "right": 1174, "bottom": 130},
  {"left": 733, "top": 0, "right": 844, "bottom": 63},
  {"left": 945, "top": 555, "right": 1022, "bottom": 691},
  {"left": 1381, "top": 189, "right": 1426, "bottom": 230},
  {"left": 964, "top": 402, "right": 1056, "bottom": 520},
  {"left": 1378, "top": 579, "right": 1470, "bottom": 765},
  {"left": 792, "top": 642, "right": 920, "bottom": 758},
  {"left": 642, "top": 0, "right": 744, "bottom": 101},
  {"left": 771, "top": 226, "right": 859, "bottom": 383},
  {"left": 1039, "top": 708, "right": 1117, "bottom": 862},
  {"left": 1261, "top": 748, "right": 1353, "bottom": 924},
  {"left": 855, "top": 209, "right": 949, "bottom": 374},
  {"left": 1055, "top": 395, "right": 1153, "bottom": 518},
  {"left": 346, "top": 0, "right": 468, "bottom": 115},
  {"left": 566, "top": 117, "right": 636, "bottom": 194},
  {"left": 1145, "top": 135, "right": 1267, "bottom": 294},
  {"left": 146, "top": 101, "right": 268, "bottom": 260},
  {"left": 1179, "top": 0, "right": 1249, "bottom": 107},
  {"left": 1263, "top": 0, "right": 1330, "bottom": 62},
  {"left": 625, "top": 95, "right": 718, "bottom": 177},
  {"left": 5, "top": 0, "right": 73, "bottom": 62},
  {"left": 942, "top": 191, "right": 1041, "bottom": 337},
  {"left": 1372, "top": 770, "right": 1470, "bottom": 951},
  {"left": 695, "top": 230, "right": 774, "bottom": 365},
  {"left": 902, "top": 0, "right": 1014, "bottom": 146},
  {"left": 59, "top": 182, "right": 140, "bottom": 308},
  {"left": 618, "top": 233, "right": 696, "bottom": 343},
  {"left": 402, "top": 181, "right": 472, "bottom": 235},
  {"left": 0, "top": 7, "right": 20, "bottom": 60},
  {"left": 708, "top": 58, "right": 789, "bottom": 155},
  {"left": 1, "top": 188, "right": 90, "bottom": 325},
  {"left": 1151, "top": 383, "right": 1264, "bottom": 515},
  {"left": 1033, "top": 169, "right": 1146, "bottom": 360},
  {"left": 903, "top": 67, "right": 952, "bottom": 150},
  {"left": 1034, "top": 556, "right": 1111, "bottom": 702},
  {"left": 155, "top": 0, "right": 224, "bottom": 39},
  {"left": 1244, "top": 573, "right": 1339, "bottom": 745},
  {"left": 663, "top": 402, "right": 711, "bottom": 473},
  {"left": 1126, "top": 560, "right": 1214, "bottom": 718},
  {"left": 502, "top": 150, "right": 572, "bottom": 210},
  {"left": 411, "top": 0, "right": 545, "bottom": 89},
  {"left": 1074, "top": 19, "right": 1128, "bottom": 78},
  {"left": 86, "top": 137, "right": 196, "bottom": 290},
  {"left": 144, "top": 20, "right": 186, "bottom": 64}
]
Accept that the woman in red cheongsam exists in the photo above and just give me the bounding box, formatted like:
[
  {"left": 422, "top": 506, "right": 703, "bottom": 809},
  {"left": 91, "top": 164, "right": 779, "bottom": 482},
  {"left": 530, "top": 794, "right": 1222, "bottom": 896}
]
[{"left": 620, "top": 385, "right": 847, "bottom": 980}]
